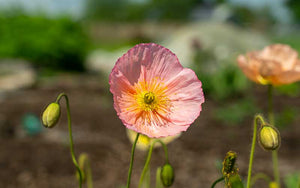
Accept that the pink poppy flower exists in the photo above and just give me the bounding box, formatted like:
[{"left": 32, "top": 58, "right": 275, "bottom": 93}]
[
  {"left": 237, "top": 44, "right": 300, "bottom": 85},
  {"left": 109, "top": 43, "right": 204, "bottom": 138}
]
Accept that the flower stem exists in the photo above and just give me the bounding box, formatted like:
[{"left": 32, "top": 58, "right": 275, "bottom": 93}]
[
  {"left": 56, "top": 93, "right": 83, "bottom": 188},
  {"left": 126, "top": 133, "right": 140, "bottom": 188},
  {"left": 268, "top": 84, "right": 274, "bottom": 125},
  {"left": 211, "top": 177, "right": 224, "bottom": 188},
  {"left": 246, "top": 114, "right": 266, "bottom": 188},
  {"left": 268, "top": 85, "right": 280, "bottom": 187},
  {"left": 138, "top": 140, "right": 169, "bottom": 188}
]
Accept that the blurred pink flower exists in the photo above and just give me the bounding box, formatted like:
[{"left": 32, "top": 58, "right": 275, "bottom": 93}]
[
  {"left": 109, "top": 43, "right": 204, "bottom": 138},
  {"left": 237, "top": 44, "right": 300, "bottom": 85}
]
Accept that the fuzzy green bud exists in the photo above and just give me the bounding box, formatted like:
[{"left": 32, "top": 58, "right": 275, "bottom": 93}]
[
  {"left": 222, "top": 151, "right": 238, "bottom": 177},
  {"left": 42, "top": 102, "right": 61, "bottom": 128},
  {"left": 259, "top": 125, "right": 280, "bottom": 151},
  {"left": 160, "top": 163, "right": 174, "bottom": 187}
]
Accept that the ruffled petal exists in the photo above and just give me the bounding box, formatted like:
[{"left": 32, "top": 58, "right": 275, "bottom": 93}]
[
  {"left": 109, "top": 71, "right": 136, "bottom": 114},
  {"left": 165, "top": 68, "right": 204, "bottom": 126},
  {"left": 109, "top": 43, "right": 205, "bottom": 138},
  {"left": 260, "top": 44, "right": 298, "bottom": 71},
  {"left": 140, "top": 43, "right": 184, "bottom": 82},
  {"left": 110, "top": 44, "right": 144, "bottom": 85},
  {"left": 237, "top": 54, "right": 261, "bottom": 83},
  {"left": 272, "top": 61, "right": 300, "bottom": 85}
]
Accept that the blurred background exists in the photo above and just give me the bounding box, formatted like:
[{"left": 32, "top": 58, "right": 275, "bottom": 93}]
[{"left": 0, "top": 0, "right": 299, "bottom": 187}]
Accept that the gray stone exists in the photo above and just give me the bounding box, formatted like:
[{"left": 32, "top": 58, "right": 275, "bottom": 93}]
[{"left": 0, "top": 59, "right": 36, "bottom": 92}]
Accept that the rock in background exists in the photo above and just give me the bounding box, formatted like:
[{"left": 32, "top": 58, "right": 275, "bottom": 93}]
[
  {"left": 86, "top": 21, "right": 269, "bottom": 75},
  {"left": 0, "top": 59, "right": 36, "bottom": 95}
]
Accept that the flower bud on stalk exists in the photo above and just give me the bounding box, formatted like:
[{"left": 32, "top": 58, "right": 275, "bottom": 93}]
[
  {"left": 259, "top": 125, "right": 280, "bottom": 151},
  {"left": 222, "top": 151, "right": 238, "bottom": 177},
  {"left": 42, "top": 102, "right": 61, "bottom": 128},
  {"left": 160, "top": 163, "right": 174, "bottom": 187}
]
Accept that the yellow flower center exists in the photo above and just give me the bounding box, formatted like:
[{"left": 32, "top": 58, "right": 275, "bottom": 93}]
[
  {"left": 128, "top": 78, "right": 171, "bottom": 119},
  {"left": 137, "top": 91, "right": 158, "bottom": 111},
  {"left": 144, "top": 92, "right": 155, "bottom": 104}
]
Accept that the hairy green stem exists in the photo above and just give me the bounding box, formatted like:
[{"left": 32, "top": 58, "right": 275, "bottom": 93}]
[
  {"left": 246, "top": 114, "right": 266, "bottom": 188},
  {"left": 56, "top": 93, "right": 83, "bottom": 188},
  {"left": 126, "top": 133, "right": 140, "bottom": 188},
  {"left": 268, "top": 85, "right": 280, "bottom": 187},
  {"left": 211, "top": 177, "right": 225, "bottom": 188},
  {"left": 138, "top": 140, "right": 169, "bottom": 188},
  {"left": 250, "top": 173, "right": 272, "bottom": 187}
]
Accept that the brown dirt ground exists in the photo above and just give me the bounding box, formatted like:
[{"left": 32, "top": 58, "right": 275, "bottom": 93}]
[{"left": 0, "top": 74, "right": 299, "bottom": 188}]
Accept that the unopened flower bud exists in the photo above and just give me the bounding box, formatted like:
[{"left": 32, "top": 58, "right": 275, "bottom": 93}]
[
  {"left": 269, "top": 181, "right": 279, "bottom": 188},
  {"left": 42, "top": 102, "right": 61, "bottom": 128},
  {"left": 222, "top": 151, "right": 237, "bottom": 177},
  {"left": 160, "top": 163, "right": 174, "bottom": 187},
  {"left": 259, "top": 125, "right": 280, "bottom": 151}
]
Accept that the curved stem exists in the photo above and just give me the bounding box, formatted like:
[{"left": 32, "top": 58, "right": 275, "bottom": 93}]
[
  {"left": 126, "top": 133, "right": 140, "bottom": 188},
  {"left": 268, "top": 85, "right": 280, "bottom": 187},
  {"left": 138, "top": 139, "right": 169, "bottom": 188},
  {"left": 250, "top": 173, "right": 272, "bottom": 187},
  {"left": 211, "top": 177, "right": 224, "bottom": 188},
  {"left": 56, "top": 93, "right": 83, "bottom": 188},
  {"left": 246, "top": 114, "right": 266, "bottom": 188}
]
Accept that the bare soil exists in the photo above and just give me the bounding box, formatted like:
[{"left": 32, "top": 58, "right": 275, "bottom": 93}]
[{"left": 0, "top": 74, "right": 299, "bottom": 188}]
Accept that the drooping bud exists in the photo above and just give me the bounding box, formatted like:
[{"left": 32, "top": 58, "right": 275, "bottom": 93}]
[
  {"left": 259, "top": 125, "right": 280, "bottom": 151},
  {"left": 269, "top": 181, "right": 279, "bottom": 188},
  {"left": 222, "top": 151, "right": 238, "bottom": 177},
  {"left": 42, "top": 102, "right": 61, "bottom": 128},
  {"left": 160, "top": 163, "right": 174, "bottom": 187}
]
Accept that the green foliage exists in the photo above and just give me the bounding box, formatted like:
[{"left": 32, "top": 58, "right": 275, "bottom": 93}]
[
  {"left": 192, "top": 47, "right": 257, "bottom": 126},
  {"left": 287, "top": 0, "right": 300, "bottom": 22},
  {"left": 276, "top": 83, "right": 300, "bottom": 97},
  {"left": 148, "top": 0, "right": 198, "bottom": 20},
  {"left": 275, "top": 107, "right": 298, "bottom": 129},
  {"left": 193, "top": 49, "right": 250, "bottom": 100},
  {"left": 0, "top": 12, "right": 88, "bottom": 71},
  {"left": 272, "top": 34, "right": 300, "bottom": 53},
  {"left": 284, "top": 172, "right": 300, "bottom": 188},
  {"left": 225, "top": 1, "right": 276, "bottom": 29},
  {"left": 214, "top": 98, "right": 259, "bottom": 126},
  {"left": 86, "top": 0, "right": 139, "bottom": 22},
  {"left": 209, "top": 65, "right": 249, "bottom": 100},
  {"left": 86, "top": 0, "right": 200, "bottom": 21}
]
